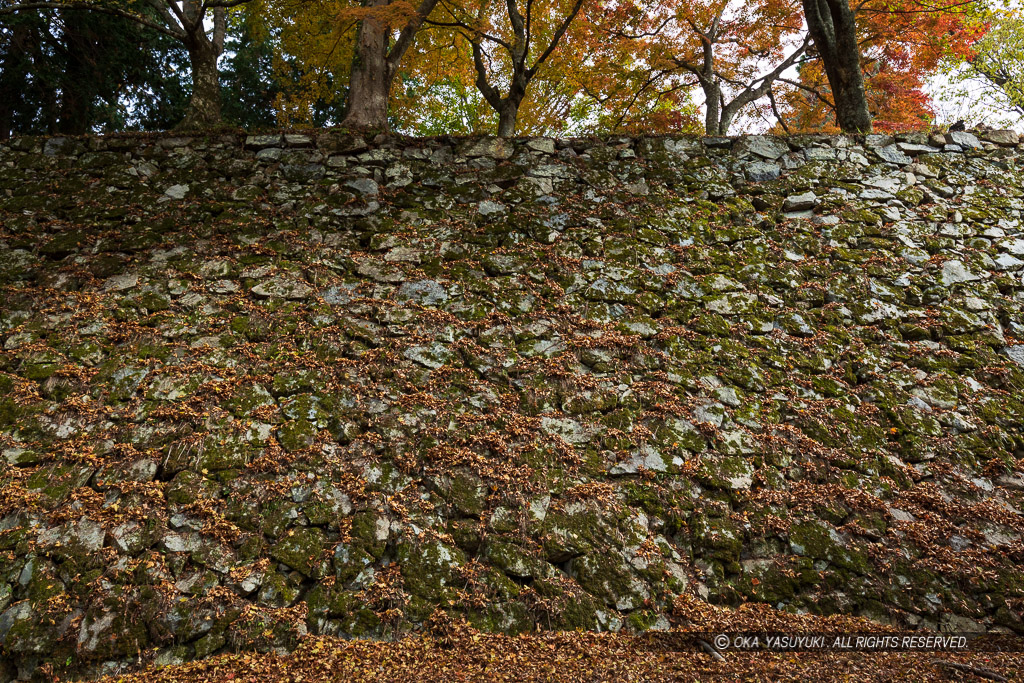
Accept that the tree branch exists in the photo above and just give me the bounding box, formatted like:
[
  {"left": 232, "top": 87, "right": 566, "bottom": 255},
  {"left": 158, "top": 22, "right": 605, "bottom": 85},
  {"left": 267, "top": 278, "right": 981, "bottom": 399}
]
[
  {"left": 387, "top": 0, "right": 441, "bottom": 71},
  {"left": 470, "top": 39, "right": 503, "bottom": 110},
  {"left": 0, "top": 1, "right": 184, "bottom": 39},
  {"left": 526, "top": 0, "right": 584, "bottom": 76},
  {"left": 769, "top": 86, "right": 790, "bottom": 133},
  {"left": 777, "top": 76, "right": 836, "bottom": 108}
]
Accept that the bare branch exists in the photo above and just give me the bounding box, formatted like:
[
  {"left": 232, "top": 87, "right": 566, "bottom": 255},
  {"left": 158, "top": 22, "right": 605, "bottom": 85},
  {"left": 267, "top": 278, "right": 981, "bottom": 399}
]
[
  {"left": 777, "top": 76, "right": 836, "bottom": 109},
  {"left": 769, "top": 86, "right": 790, "bottom": 133}
]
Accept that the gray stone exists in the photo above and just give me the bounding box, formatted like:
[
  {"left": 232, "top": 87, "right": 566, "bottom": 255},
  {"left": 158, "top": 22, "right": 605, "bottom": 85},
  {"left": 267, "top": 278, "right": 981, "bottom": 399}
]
[
  {"left": 540, "top": 416, "right": 594, "bottom": 445},
  {"left": 877, "top": 145, "right": 911, "bottom": 165},
  {"left": 397, "top": 279, "right": 448, "bottom": 305},
  {"left": 945, "top": 131, "right": 981, "bottom": 148},
  {"left": 526, "top": 138, "right": 556, "bottom": 154},
  {"left": 163, "top": 532, "right": 202, "bottom": 553},
  {"left": 897, "top": 142, "right": 939, "bottom": 155},
  {"left": 782, "top": 192, "right": 817, "bottom": 212},
  {"left": 859, "top": 188, "right": 894, "bottom": 201},
  {"left": 704, "top": 274, "right": 745, "bottom": 290},
  {"left": 705, "top": 292, "right": 757, "bottom": 315},
  {"left": 745, "top": 161, "right": 781, "bottom": 182},
  {"left": 246, "top": 134, "right": 283, "bottom": 148},
  {"left": 702, "top": 136, "right": 732, "bottom": 149},
  {"left": 981, "top": 129, "right": 1019, "bottom": 146},
  {"left": 164, "top": 184, "right": 190, "bottom": 200},
  {"left": 865, "top": 134, "right": 895, "bottom": 148},
  {"left": 282, "top": 163, "right": 325, "bottom": 182},
  {"left": 693, "top": 402, "right": 725, "bottom": 428},
  {"left": 804, "top": 146, "right": 838, "bottom": 161},
  {"left": 404, "top": 343, "right": 452, "bottom": 369},
  {"left": 346, "top": 177, "right": 379, "bottom": 196},
  {"left": 1000, "top": 238, "right": 1024, "bottom": 256},
  {"left": 994, "top": 254, "right": 1024, "bottom": 271},
  {"left": 103, "top": 273, "right": 138, "bottom": 291},
  {"left": 251, "top": 277, "right": 313, "bottom": 299},
  {"left": 209, "top": 280, "right": 239, "bottom": 294},
  {"left": 245, "top": 135, "right": 282, "bottom": 148},
  {"left": 37, "top": 518, "right": 105, "bottom": 551},
  {"left": 384, "top": 247, "right": 422, "bottom": 263},
  {"left": 940, "top": 259, "right": 981, "bottom": 285},
  {"left": 284, "top": 134, "right": 313, "bottom": 147},
  {"left": 734, "top": 135, "right": 789, "bottom": 160},
  {"left": 461, "top": 137, "right": 512, "bottom": 159},
  {"left": 43, "top": 137, "right": 71, "bottom": 156},
  {"left": 528, "top": 163, "right": 572, "bottom": 179},
  {"left": 0, "top": 602, "right": 35, "bottom": 644},
  {"left": 478, "top": 200, "right": 507, "bottom": 216},
  {"left": 714, "top": 386, "right": 742, "bottom": 407}
]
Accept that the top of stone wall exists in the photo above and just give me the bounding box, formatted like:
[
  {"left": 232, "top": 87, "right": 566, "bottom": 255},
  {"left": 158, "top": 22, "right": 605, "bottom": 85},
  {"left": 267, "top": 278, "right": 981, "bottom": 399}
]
[{"left": 4, "top": 127, "right": 1020, "bottom": 159}]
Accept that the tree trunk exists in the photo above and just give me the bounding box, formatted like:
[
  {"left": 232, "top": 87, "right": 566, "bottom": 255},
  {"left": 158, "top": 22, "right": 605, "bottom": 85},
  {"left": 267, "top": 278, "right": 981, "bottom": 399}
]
[
  {"left": 342, "top": 0, "right": 392, "bottom": 131},
  {"left": 718, "top": 107, "right": 737, "bottom": 136},
  {"left": 703, "top": 81, "right": 721, "bottom": 135},
  {"left": 803, "top": 0, "right": 872, "bottom": 133},
  {"left": 496, "top": 101, "right": 519, "bottom": 137},
  {"left": 178, "top": 40, "right": 222, "bottom": 130}
]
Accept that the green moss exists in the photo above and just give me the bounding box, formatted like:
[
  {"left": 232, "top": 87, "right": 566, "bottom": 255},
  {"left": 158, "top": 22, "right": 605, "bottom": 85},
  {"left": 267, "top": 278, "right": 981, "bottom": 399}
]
[
  {"left": 395, "top": 540, "right": 466, "bottom": 617},
  {"left": 789, "top": 521, "right": 871, "bottom": 575},
  {"left": 692, "top": 514, "right": 742, "bottom": 564},
  {"left": 270, "top": 527, "right": 327, "bottom": 578},
  {"left": 277, "top": 419, "right": 317, "bottom": 452}
]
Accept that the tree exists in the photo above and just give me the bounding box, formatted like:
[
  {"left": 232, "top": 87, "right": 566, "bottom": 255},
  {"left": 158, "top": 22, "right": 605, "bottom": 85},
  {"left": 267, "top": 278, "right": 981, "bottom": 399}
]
[
  {"left": 0, "top": 0, "right": 254, "bottom": 129},
  {"left": 248, "top": 0, "right": 352, "bottom": 127},
  {"left": 220, "top": 9, "right": 283, "bottom": 128},
  {"left": 942, "top": 5, "right": 1024, "bottom": 122},
  {"left": 802, "top": 0, "right": 872, "bottom": 133},
  {"left": 252, "top": 0, "right": 439, "bottom": 130},
  {"left": 340, "top": 0, "right": 441, "bottom": 130},
  {"left": 430, "top": 0, "right": 587, "bottom": 137},
  {"left": 0, "top": 5, "right": 188, "bottom": 137},
  {"left": 603, "top": 0, "right": 809, "bottom": 135},
  {"left": 389, "top": 27, "right": 495, "bottom": 134},
  {"left": 776, "top": 0, "right": 982, "bottom": 132}
]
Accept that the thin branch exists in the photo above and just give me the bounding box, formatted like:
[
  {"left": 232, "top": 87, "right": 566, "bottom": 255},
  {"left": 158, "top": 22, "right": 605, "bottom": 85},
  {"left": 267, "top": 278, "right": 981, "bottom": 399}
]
[
  {"left": 605, "top": 16, "right": 673, "bottom": 41},
  {"left": 145, "top": 0, "right": 183, "bottom": 33},
  {"left": 777, "top": 76, "right": 836, "bottom": 109},
  {"left": 697, "top": 639, "right": 726, "bottom": 662},
  {"left": 0, "top": 1, "right": 184, "bottom": 39},
  {"left": 203, "top": 0, "right": 253, "bottom": 8},
  {"left": 426, "top": 17, "right": 515, "bottom": 53},
  {"left": 857, "top": 0, "right": 978, "bottom": 15},
  {"left": 769, "top": 86, "right": 790, "bottom": 133},
  {"left": 527, "top": 0, "right": 584, "bottom": 74}
]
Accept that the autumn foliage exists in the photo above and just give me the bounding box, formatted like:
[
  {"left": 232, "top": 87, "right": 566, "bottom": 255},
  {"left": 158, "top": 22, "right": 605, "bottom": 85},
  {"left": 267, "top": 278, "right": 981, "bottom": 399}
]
[
  {"left": 0, "top": 0, "right": 1016, "bottom": 134},
  {"left": 775, "top": 0, "right": 986, "bottom": 133}
]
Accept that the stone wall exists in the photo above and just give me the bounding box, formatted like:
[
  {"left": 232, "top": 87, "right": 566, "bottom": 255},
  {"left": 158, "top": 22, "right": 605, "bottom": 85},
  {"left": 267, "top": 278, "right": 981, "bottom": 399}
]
[{"left": 1, "top": 128, "right": 1023, "bottom": 680}]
